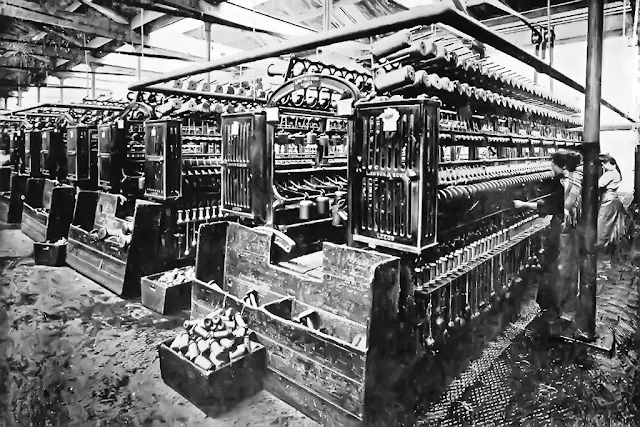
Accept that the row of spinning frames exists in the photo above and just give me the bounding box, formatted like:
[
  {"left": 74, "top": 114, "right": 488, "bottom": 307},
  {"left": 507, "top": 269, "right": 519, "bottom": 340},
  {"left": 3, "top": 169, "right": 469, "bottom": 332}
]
[{"left": 373, "top": 28, "right": 581, "bottom": 114}]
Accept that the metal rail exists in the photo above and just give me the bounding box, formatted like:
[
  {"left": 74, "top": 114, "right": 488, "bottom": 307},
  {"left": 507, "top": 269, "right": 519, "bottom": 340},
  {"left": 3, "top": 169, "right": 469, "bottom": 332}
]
[
  {"left": 1, "top": 102, "right": 126, "bottom": 116},
  {"left": 128, "top": 4, "right": 636, "bottom": 124},
  {"left": 140, "top": 87, "right": 268, "bottom": 104}
]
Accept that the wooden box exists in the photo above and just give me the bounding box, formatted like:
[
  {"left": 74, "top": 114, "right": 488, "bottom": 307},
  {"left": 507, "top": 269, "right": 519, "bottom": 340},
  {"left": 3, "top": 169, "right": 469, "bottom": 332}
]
[
  {"left": 158, "top": 338, "right": 266, "bottom": 418},
  {"left": 141, "top": 269, "right": 192, "bottom": 314},
  {"left": 34, "top": 241, "right": 66, "bottom": 267}
]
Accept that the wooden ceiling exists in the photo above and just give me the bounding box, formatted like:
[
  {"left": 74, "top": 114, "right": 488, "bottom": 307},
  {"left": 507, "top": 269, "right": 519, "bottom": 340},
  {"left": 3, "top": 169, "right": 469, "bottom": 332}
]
[{"left": 0, "top": 0, "right": 624, "bottom": 99}]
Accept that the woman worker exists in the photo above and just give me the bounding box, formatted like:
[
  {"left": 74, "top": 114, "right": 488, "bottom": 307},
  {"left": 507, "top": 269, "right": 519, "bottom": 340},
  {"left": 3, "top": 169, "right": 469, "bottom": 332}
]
[
  {"left": 513, "top": 150, "right": 583, "bottom": 338},
  {"left": 597, "top": 155, "right": 626, "bottom": 250}
]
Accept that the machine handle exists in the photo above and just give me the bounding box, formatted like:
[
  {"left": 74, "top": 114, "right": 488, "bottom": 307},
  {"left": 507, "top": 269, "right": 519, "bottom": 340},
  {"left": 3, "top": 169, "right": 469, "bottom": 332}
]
[{"left": 254, "top": 226, "right": 296, "bottom": 254}]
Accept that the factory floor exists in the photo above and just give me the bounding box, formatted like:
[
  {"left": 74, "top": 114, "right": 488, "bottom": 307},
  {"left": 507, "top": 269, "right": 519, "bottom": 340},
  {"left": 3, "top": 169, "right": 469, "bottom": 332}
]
[{"left": 1, "top": 210, "right": 640, "bottom": 427}]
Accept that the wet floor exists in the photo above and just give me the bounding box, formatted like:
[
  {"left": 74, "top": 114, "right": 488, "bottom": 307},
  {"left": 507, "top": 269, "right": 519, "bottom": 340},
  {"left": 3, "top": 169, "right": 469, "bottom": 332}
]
[
  {"left": 0, "top": 222, "right": 316, "bottom": 427},
  {"left": 1, "top": 216, "right": 640, "bottom": 426}
]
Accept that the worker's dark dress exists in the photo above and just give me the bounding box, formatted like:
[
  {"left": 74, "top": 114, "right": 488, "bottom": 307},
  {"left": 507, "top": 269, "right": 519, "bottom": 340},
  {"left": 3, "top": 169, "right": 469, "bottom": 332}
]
[{"left": 535, "top": 170, "right": 583, "bottom": 332}]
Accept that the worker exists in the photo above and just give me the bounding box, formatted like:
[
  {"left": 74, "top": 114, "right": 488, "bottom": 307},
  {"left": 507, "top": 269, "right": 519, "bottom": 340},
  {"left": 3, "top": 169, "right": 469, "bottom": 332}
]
[{"left": 513, "top": 150, "right": 584, "bottom": 339}]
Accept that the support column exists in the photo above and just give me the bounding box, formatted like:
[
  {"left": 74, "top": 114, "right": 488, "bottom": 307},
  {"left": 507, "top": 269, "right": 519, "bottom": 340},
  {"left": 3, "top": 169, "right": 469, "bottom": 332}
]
[
  {"left": 90, "top": 64, "right": 97, "bottom": 99},
  {"left": 17, "top": 88, "right": 22, "bottom": 108},
  {"left": 36, "top": 86, "right": 41, "bottom": 103},
  {"left": 59, "top": 77, "right": 65, "bottom": 103},
  {"left": 576, "top": 0, "right": 605, "bottom": 341},
  {"left": 204, "top": 22, "right": 212, "bottom": 83}
]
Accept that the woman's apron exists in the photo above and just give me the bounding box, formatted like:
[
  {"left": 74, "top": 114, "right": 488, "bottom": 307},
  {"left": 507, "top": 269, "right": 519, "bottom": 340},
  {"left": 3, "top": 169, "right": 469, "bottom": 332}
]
[{"left": 597, "top": 190, "right": 625, "bottom": 247}]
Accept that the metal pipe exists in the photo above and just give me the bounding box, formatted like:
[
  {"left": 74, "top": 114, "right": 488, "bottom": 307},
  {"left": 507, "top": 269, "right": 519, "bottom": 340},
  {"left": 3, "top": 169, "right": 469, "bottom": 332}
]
[
  {"left": 204, "top": 22, "right": 212, "bottom": 84},
  {"left": 59, "top": 78, "right": 65, "bottom": 103},
  {"left": 129, "top": 4, "right": 451, "bottom": 90},
  {"left": 126, "top": 4, "right": 636, "bottom": 124},
  {"left": 139, "top": 86, "right": 268, "bottom": 104},
  {"left": 91, "top": 66, "right": 97, "bottom": 99},
  {"left": 1, "top": 102, "right": 125, "bottom": 115},
  {"left": 548, "top": 0, "right": 554, "bottom": 94},
  {"left": 576, "top": 0, "right": 605, "bottom": 342}
]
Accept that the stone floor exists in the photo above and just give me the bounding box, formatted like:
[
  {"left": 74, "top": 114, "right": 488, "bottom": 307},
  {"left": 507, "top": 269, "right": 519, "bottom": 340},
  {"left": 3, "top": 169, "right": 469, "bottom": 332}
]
[{"left": 1, "top": 208, "right": 640, "bottom": 426}]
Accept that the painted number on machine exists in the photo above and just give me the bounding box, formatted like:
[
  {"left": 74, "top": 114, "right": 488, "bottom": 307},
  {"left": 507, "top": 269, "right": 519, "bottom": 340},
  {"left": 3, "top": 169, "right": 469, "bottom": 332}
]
[{"left": 376, "top": 233, "right": 396, "bottom": 242}]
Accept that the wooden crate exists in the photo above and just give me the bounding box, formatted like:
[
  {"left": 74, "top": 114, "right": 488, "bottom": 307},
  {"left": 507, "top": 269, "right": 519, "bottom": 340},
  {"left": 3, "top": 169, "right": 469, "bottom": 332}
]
[
  {"left": 141, "top": 269, "right": 192, "bottom": 314},
  {"left": 158, "top": 338, "right": 266, "bottom": 418},
  {"left": 34, "top": 241, "right": 66, "bottom": 267}
]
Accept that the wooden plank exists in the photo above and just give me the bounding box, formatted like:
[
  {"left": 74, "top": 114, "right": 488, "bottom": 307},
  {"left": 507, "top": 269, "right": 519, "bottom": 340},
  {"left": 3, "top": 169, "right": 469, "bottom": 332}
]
[
  {"left": 259, "top": 334, "right": 364, "bottom": 416},
  {"left": 223, "top": 223, "right": 395, "bottom": 324},
  {"left": 264, "top": 368, "right": 362, "bottom": 427},
  {"left": 224, "top": 276, "right": 367, "bottom": 343}
]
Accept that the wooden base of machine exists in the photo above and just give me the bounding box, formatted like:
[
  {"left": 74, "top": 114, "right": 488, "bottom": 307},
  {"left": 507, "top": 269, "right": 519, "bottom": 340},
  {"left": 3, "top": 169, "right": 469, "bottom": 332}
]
[
  {"left": 21, "top": 204, "right": 48, "bottom": 242},
  {"left": 158, "top": 338, "right": 266, "bottom": 418},
  {"left": 0, "top": 173, "right": 27, "bottom": 223},
  {"left": 20, "top": 179, "right": 75, "bottom": 243},
  {"left": 65, "top": 191, "right": 170, "bottom": 297}
]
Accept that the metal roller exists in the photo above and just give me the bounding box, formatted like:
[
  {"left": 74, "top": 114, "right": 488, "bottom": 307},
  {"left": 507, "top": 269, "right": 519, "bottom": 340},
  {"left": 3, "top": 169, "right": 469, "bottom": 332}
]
[
  {"left": 371, "top": 30, "right": 412, "bottom": 60},
  {"left": 384, "top": 40, "right": 430, "bottom": 62},
  {"left": 374, "top": 66, "right": 416, "bottom": 93}
]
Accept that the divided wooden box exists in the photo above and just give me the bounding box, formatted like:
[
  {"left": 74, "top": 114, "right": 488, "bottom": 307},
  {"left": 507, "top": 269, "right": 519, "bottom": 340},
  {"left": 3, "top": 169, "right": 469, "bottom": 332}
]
[
  {"left": 141, "top": 269, "right": 192, "bottom": 314},
  {"left": 158, "top": 338, "right": 266, "bottom": 418}
]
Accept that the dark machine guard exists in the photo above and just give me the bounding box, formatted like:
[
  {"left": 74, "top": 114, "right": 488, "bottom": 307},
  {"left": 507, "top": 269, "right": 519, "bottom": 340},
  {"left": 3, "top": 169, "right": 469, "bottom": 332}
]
[
  {"left": 0, "top": 172, "right": 27, "bottom": 223},
  {"left": 20, "top": 178, "right": 75, "bottom": 243},
  {"left": 66, "top": 191, "right": 166, "bottom": 296}
]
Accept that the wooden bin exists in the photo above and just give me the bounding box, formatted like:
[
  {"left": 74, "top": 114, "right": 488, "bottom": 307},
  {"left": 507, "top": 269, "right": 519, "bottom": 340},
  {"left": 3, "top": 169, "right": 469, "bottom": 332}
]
[
  {"left": 141, "top": 269, "right": 192, "bottom": 315},
  {"left": 34, "top": 241, "right": 66, "bottom": 267},
  {"left": 158, "top": 338, "right": 266, "bottom": 418}
]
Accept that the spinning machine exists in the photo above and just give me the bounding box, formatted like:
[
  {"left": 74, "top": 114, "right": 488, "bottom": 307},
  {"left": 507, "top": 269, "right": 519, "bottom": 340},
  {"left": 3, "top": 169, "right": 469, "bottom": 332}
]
[
  {"left": 66, "top": 91, "right": 259, "bottom": 296},
  {"left": 21, "top": 113, "right": 78, "bottom": 243},
  {"left": 67, "top": 101, "right": 159, "bottom": 296},
  {"left": 220, "top": 60, "right": 371, "bottom": 259},
  {"left": 189, "top": 31, "right": 583, "bottom": 427},
  {"left": 0, "top": 121, "right": 25, "bottom": 222}
]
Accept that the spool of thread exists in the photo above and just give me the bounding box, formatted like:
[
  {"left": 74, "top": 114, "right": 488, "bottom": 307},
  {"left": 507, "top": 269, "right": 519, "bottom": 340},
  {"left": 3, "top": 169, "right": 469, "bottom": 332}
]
[
  {"left": 318, "top": 134, "right": 329, "bottom": 147},
  {"left": 372, "top": 30, "right": 412, "bottom": 60},
  {"left": 316, "top": 196, "right": 329, "bottom": 215},
  {"left": 374, "top": 66, "right": 415, "bottom": 94},
  {"left": 306, "top": 131, "right": 317, "bottom": 145},
  {"left": 332, "top": 210, "right": 343, "bottom": 227},
  {"left": 299, "top": 200, "right": 313, "bottom": 220},
  {"left": 385, "top": 40, "right": 429, "bottom": 62}
]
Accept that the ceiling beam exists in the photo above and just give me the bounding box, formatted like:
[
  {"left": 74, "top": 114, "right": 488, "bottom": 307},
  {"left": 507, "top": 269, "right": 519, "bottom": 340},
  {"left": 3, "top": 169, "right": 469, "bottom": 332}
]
[
  {"left": 78, "top": 0, "right": 129, "bottom": 25},
  {"left": 0, "top": 41, "right": 77, "bottom": 61},
  {"left": 2, "top": 0, "right": 142, "bottom": 44},
  {"left": 197, "top": 0, "right": 315, "bottom": 37},
  {"left": 130, "top": 10, "right": 165, "bottom": 29}
]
